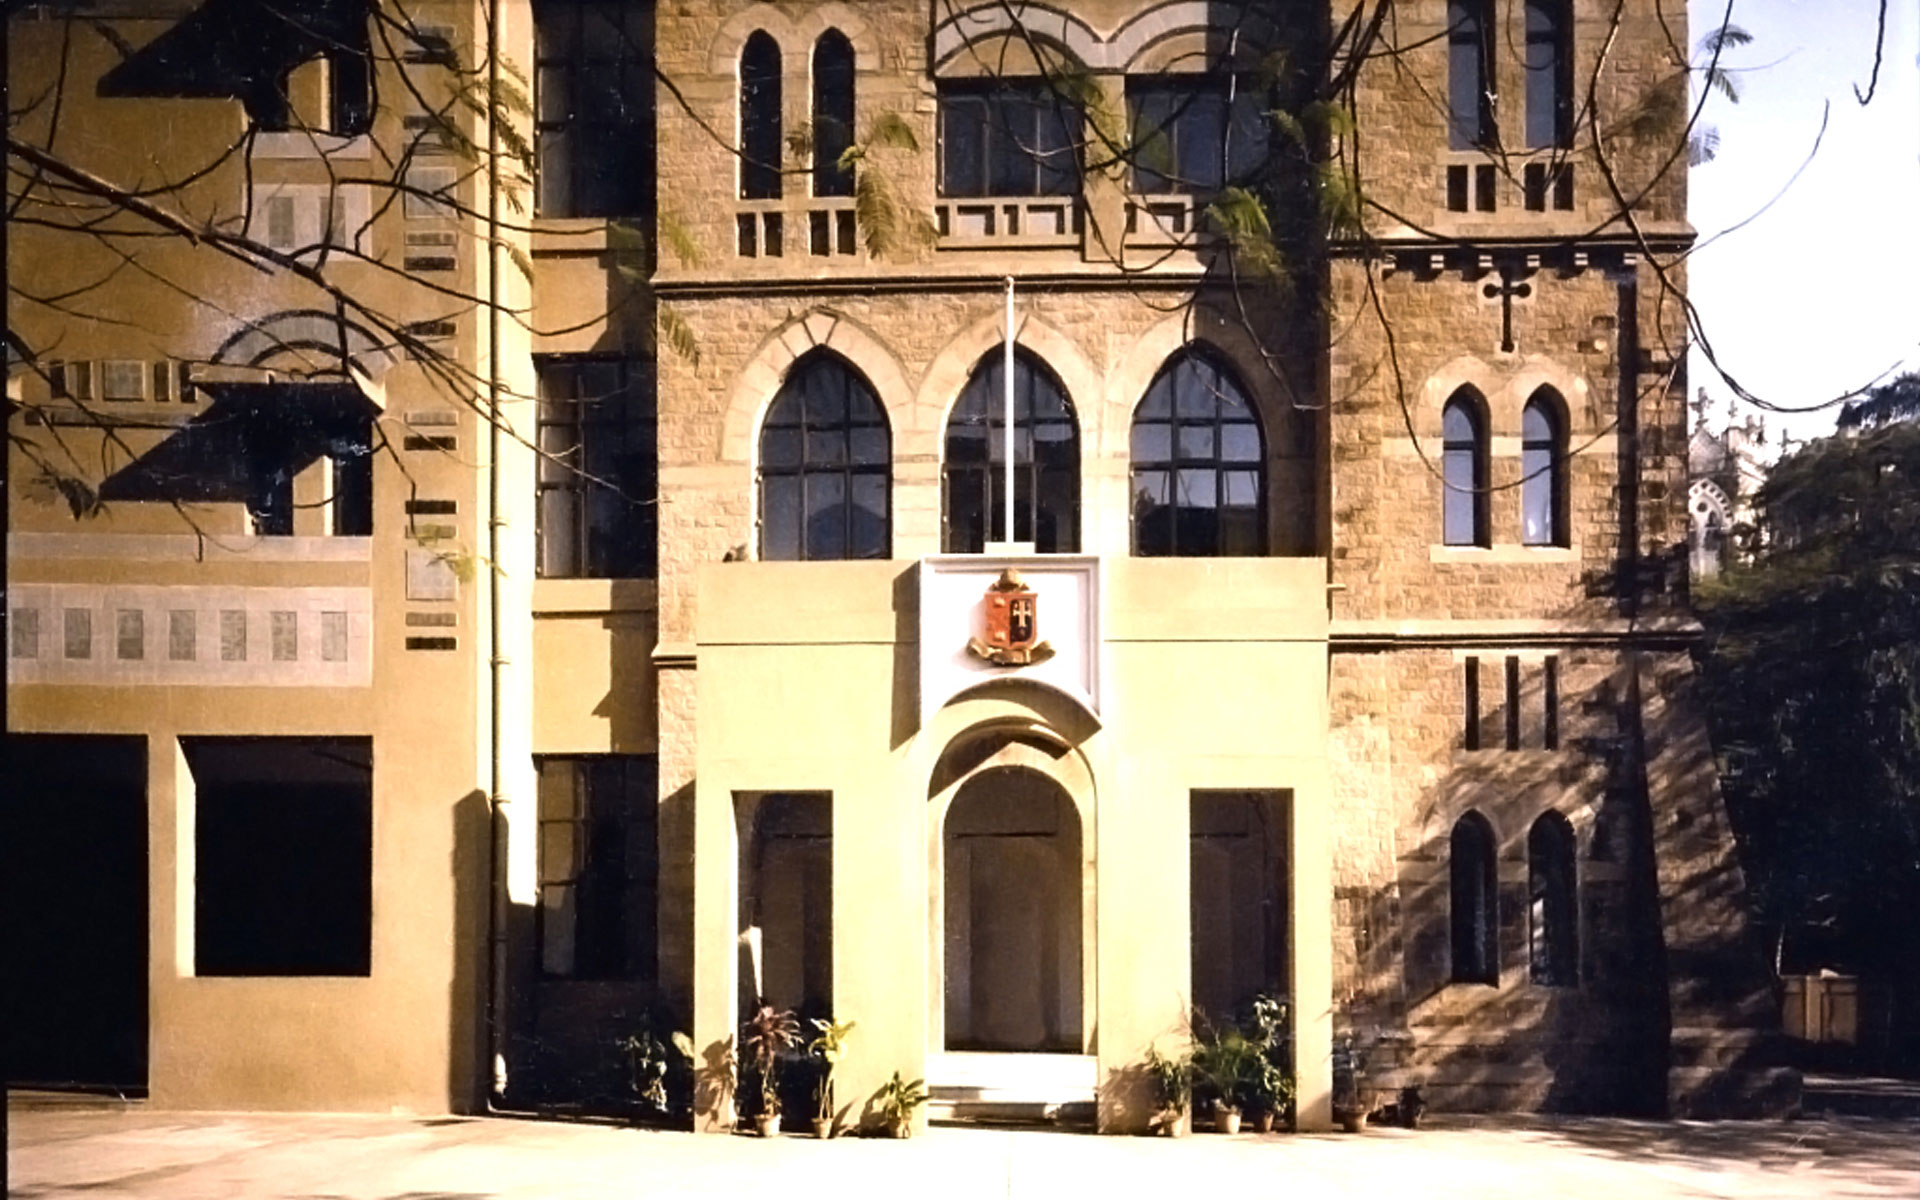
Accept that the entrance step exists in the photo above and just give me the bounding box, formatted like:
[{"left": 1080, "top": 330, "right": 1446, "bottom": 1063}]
[{"left": 926, "top": 1052, "right": 1097, "bottom": 1126}]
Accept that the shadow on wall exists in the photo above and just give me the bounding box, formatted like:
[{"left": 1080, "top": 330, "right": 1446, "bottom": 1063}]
[
  {"left": 450, "top": 790, "right": 491, "bottom": 1111},
  {"left": 1335, "top": 654, "right": 1787, "bottom": 1117}
]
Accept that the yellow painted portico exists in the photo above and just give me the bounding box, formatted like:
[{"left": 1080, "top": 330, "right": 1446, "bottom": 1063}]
[{"left": 689, "top": 555, "right": 1333, "bottom": 1133}]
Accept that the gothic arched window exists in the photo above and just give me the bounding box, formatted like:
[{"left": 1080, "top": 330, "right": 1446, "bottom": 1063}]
[
  {"left": 1131, "top": 349, "right": 1265, "bottom": 556},
  {"left": 1448, "top": 0, "right": 1495, "bottom": 149},
  {"left": 1451, "top": 810, "right": 1498, "bottom": 985},
  {"left": 1525, "top": 0, "right": 1573, "bottom": 148},
  {"left": 740, "top": 32, "right": 782, "bottom": 200},
  {"left": 758, "top": 352, "right": 890, "bottom": 560},
  {"left": 1442, "top": 389, "right": 1489, "bottom": 546},
  {"left": 1522, "top": 390, "right": 1568, "bottom": 546},
  {"left": 1528, "top": 811, "right": 1579, "bottom": 986},
  {"left": 812, "top": 31, "right": 856, "bottom": 197},
  {"left": 943, "top": 351, "right": 1079, "bottom": 553}
]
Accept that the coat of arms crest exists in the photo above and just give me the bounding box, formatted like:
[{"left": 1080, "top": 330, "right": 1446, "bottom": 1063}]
[{"left": 966, "top": 568, "right": 1054, "bottom": 667}]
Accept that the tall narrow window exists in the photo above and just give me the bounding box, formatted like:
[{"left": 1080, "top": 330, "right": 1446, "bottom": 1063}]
[
  {"left": 536, "top": 755, "right": 659, "bottom": 981},
  {"left": 1442, "top": 390, "right": 1489, "bottom": 546},
  {"left": 1521, "top": 390, "right": 1568, "bottom": 546},
  {"left": 943, "top": 350, "right": 1079, "bottom": 553},
  {"left": 740, "top": 32, "right": 783, "bottom": 200},
  {"left": 1131, "top": 349, "right": 1265, "bottom": 556},
  {"left": 330, "top": 418, "right": 375, "bottom": 538},
  {"left": 938, "top": 82, "right": 1082, "bottom": 197},
  {"left": 758, "top": 352, "right": 890, "bottom": 560},
  {"left": 1528, "top": 811, "right": 1578, "bottom": 986},
  {"left": 535, "top": 0, "right": 655, "bottom": 217},
  {"left": 1448, "top": 0, "right": 1495, "bottom": 149},
  {"left": 1524, "top": 0, "right": 1573, "bottom": 149},
  {"left": 535, "top": 357, "right": 658, "bottom": 578},
  {"left": 1126, "top": 79, "right": 1267, "bottom": 194},
  {"left": 325, "top": 46, "right": 373, "bottom": 136},
  {"left": 1450, "top": 810, "right": 1499, "bottom": 985},
  {"left": 812, "top": 31, "right": 856, "bottom": 197}
]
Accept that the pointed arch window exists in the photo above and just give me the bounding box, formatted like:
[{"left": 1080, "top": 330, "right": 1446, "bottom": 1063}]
[
  {"left": 1450, "top": 811, "right": 1498, "bottom": 985},
  {"left": 943, "top": 351, "right": 1079, "bottom": 552},
  {"left": 1448, "top": 0, "right": 1495, "bottom": 149},
  {"left": 1522, "top": 390, "right": 1568, "bottom": 546},
  {"left": 812, "top": 31, "right": 856, "bottom": 197},
  {"left": 758, "top": 352, "right": 890, "bottom": 560},
  {"left": 1528, "top": 812, "right": 1578, "bottom": 986},
  {"left": 740, "top": 31, "right": 783, "bottom": 200},
  {"left": 1442, "top": 390, "right": 1489, "bottom": 546},
  {"left": 1525, "top": 0, "right": 1573, "bottom": 149},
  {"left": 1131, "top": 349, "right": 1265, "bottom": 556}
]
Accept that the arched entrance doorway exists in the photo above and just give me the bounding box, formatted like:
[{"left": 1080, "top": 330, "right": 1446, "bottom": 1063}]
[{"left": 942, "top": 767, "right": 1082, "bottom": 1052}]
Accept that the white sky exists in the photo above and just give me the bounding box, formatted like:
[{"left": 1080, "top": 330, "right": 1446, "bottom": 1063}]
[{"left": 1686, "top": 0, "right": 1920, "bottom": 443}]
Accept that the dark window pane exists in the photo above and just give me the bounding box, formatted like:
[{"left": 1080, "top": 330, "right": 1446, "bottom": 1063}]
[
  {"left": 536, "top": 357, "right": 657, "bottom": 577},
  {"left": 1133, "top": 421, "right": 1172, "bottom": 463},
  {"left": 804, "top": 473, "right": 847, "bottom": 559},
  {"left": 759, "top": 353, "right": 891, "bottom": 561},
  {"left": 850, "top": 473, "right": 889, "bottom": 558},
  {"left": 1128, "top": 351, "right": 1265, "bottom": 556},
  {"left": 813, "top": 32, "right": 856, "bottom": 197},
  {"left": 939, "top": 83, "right": 1080, "bottom": 198},
  {"left": 1525, "top": 1, "right": 1570, "bottom": 148},
  {"left": 1522, "top": 397, "right": 1562, "bottom": 546},
  {"left": 1449, "top": 1, "right": 1490, "bottom": 149},
  {"left": 941, "top": 94, "right": 987, "bottom": 196},
  {"left": 943, "top": 350, "right": 1079, "bottom": 551},
  {"left": 762, "top": 474, "right": 802, "bottom": 560},
  {"left": 1443, "top": 447, "right": 1477, "bottom": 545},
  {"left": 1450, "top": 813, "right": 1498, "bottom": 984},
  {"left": 535, "top": 1, "right": 654, "bottom": 217},
  {"left": 741, "top": 31, "right": 783, "bottom": 199}
]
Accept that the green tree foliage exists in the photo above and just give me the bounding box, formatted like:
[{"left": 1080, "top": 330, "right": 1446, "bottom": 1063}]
[{"left": 1696, "top": 394, "right": 1920, "bottom": 988}]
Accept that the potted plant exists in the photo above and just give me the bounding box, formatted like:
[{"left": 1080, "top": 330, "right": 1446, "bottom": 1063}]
[
  {"left": 741, "top": 1005, "right": 801, "bottom": 1137},
  {"left": 807, "top": 1017, "right": 856, "bottom": 1138},
  {"left": 1246, "top": 1055, "right": 1295, "bottom": 1133},
  {"left": 875, "top": 1071, "right": 928, "bottom": 1138},
  {"left": 1244, "top": 995, "right": 1294, "bottom": 1133},
  {"left": 1331, "top": 1036, "right": 1369, "bottom": 1133},
  {"left": 620, "top": 1026, "right": 685, "bottom": 1120},
  {"left": 1143, "top": 1042, "right": 1192, "bottom": 1136},
  {"left": 1191, "top": 1024, "right": 1256, "bottom": 1134}
]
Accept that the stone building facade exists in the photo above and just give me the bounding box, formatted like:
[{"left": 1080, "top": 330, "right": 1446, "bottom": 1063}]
[{"left": 7, "top": 0, "right": 1788, "bottom": 1129}]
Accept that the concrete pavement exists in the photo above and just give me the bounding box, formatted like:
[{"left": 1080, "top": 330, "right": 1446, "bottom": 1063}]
[{"left": 10, "top": 1097, "right": 1920, "bottom": 1199}]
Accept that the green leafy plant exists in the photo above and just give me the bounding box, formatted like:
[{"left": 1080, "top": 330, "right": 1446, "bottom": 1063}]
[
  {"left": 1143, "top": 1042, "right": 1192, "bottom": 1126},
  {"left": 1190, "top": 1022, "right": 1259, "bottom": 1115},
  {"left": 875, "top": 1070, "right": 928, "bottom": 1136},
  {"left": 619, "top": 1027, "right": 687, "bottom": 1115},
  {"left": 741, "top": 1005, "right": 801, "bottom": 1119},
  {"left": 808, "top": 1017, "right": 857, "bottom": 1125}
]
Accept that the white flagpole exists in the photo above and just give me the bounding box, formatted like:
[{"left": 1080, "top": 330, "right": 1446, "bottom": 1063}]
[{"left": 1003, "top": 276, "right": 1016, "bottom": 548}]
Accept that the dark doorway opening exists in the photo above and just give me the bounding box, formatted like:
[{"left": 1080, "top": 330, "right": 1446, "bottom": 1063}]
[
  {"left": 183, "top": 736, "right": 373, "bottom": 976},
  {"left": 4, "top": 735, "right": 149, "bottom": 1091},
  {"left": 1190, "top": 790, "right": 1289, "bottom": 1023},
  {"left": 944, "top": 768, "right": 1082, "bottom": 1052}
]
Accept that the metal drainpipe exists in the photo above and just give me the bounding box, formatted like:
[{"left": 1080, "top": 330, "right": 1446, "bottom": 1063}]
[{"left": 484, "top": 0, "right": 512, "bottom": 1113}]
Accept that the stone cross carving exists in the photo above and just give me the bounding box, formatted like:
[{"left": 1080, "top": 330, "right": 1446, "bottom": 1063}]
[{"left": 1482, "top": 271, "right": 1534, "bottom": 353}]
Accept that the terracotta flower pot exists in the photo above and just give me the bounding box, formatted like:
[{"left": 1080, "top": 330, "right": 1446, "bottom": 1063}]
[
  {"left": 753, "top": 1114, "right": 781, "bottom": 1138},
  {"left": 888, "top": 1119, "right": 911, "bottom": 1139},
  {"left": 1214, "top": 1107, "right": 1242, "bottom": 1135},
  {"left": 811, "top": 1117, "right": 833, "bottom": 1139},
  {"left": 1252, "top": 1111, "right": 1275, "bottom": 1133},
  {"left": 1336, "top": 1108, "right": 1367, "bottom": 1134}
]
